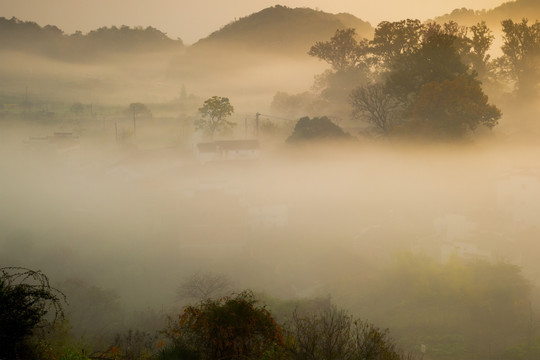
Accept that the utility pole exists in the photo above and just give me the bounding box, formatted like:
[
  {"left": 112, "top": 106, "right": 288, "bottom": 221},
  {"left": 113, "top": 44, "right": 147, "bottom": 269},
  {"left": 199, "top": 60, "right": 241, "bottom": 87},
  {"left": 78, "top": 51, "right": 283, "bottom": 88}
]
[
  {"left": 132, "top": 110, "right": 136, "bottom": 136},
  {"left": 255, "top": 112, "right": 260, "bottom": 138}
]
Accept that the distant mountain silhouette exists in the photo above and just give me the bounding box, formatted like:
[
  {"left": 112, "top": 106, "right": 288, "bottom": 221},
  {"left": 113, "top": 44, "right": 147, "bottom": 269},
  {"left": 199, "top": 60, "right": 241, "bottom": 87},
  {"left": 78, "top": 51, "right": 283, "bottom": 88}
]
[
  {"left": 0, "top": 17, "right": 184, "bottom": 61},
  {"left": 191, "top": 5, "right": 373, "bottom": 56},
  {"left": 434, "top": 0, "right": 540, "bottom": 29}
]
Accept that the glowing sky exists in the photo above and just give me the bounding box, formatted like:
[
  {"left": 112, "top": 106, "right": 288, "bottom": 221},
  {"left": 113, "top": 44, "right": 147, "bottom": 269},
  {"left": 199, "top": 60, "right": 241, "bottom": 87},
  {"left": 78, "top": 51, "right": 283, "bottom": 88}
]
[{"left": 0, "top": 0, "right": 506, "bottom": 44}]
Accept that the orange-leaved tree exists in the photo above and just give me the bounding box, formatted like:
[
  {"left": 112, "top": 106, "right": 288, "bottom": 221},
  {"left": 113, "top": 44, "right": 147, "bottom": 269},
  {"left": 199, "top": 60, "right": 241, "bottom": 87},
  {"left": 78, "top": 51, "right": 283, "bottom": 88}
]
[
  {"left": 408, "top": 75, "right": 501, "bottom": 140},
  {"left": 168, "top": 290, "right": 283, "bottom": 360}
]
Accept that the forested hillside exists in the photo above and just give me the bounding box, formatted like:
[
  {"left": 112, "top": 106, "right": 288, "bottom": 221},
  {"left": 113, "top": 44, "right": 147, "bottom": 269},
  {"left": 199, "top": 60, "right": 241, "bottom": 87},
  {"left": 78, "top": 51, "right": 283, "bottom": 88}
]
[{"left": 0, "top": 17, "right": 184, "bottom": 61}]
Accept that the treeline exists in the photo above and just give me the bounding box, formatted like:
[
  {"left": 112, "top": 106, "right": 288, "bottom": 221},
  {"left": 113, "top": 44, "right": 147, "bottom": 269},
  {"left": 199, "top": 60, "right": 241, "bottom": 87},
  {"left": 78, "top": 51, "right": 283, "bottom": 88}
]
[
  {"left": 2, "top": 254, "right": 539, "bottom": 360},
  {"left": 273, "top": 18, "right": 540, "bottom": 141},
  {"left": 0, "top": 17, "right": 184, "bottom": 61}
]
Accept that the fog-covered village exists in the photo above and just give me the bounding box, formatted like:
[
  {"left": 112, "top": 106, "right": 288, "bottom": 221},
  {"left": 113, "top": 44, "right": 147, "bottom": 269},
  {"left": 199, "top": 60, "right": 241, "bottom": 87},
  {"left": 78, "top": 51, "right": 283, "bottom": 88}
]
[{"left": 1, "top": 1, "right": 540, "bottom": 359}]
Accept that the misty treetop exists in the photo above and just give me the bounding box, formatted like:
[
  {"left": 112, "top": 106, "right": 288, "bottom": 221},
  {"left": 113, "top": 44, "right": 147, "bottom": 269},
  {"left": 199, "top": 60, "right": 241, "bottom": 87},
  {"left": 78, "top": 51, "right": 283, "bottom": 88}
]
[
  {"left": 304, "top": 18, "right": 505, "bottom": 140},
  {"left": 286, "top": 116, "right": 351, "bottom": 143},
  {"left": 195, "top": 96, "right": 235, "bottom": 140}
]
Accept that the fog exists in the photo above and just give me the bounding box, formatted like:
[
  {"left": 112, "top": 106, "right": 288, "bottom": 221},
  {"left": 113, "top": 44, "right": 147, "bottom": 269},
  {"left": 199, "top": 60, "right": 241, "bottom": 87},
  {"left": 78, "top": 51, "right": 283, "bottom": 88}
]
[
  {"left": 2, "top": 117, "right": 540, "bottom": 304},
  {"left": 2, "top": 7, "right": 540, "bottom": 357}
]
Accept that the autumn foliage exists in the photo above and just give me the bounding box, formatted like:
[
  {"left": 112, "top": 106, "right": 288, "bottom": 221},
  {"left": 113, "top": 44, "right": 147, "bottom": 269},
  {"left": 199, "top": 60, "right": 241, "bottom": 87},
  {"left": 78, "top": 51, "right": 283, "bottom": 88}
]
[
  {"left": 169, "top": 290, "right": 283, "bottom": 360},
  {"left": 409, "top": 76, "right": 501, "bottom": 139}
]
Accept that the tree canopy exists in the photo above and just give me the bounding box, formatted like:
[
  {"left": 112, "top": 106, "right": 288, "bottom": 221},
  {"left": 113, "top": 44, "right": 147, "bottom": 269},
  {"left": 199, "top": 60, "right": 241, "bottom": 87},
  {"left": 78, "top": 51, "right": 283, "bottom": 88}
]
[
  {"left": 499, "top": 18, "right": 540, "bottom": 97},
  {"left": 286, "top": 116, "right": 351, "bottom": 142},
  {"left": 168, "top": 290, "right": 283, "bottom": 360},
  {"left": 308, "top": 28, "right": 369, "bottom": 73},
  {"left": 195, "top": 96, "right": 235, "bottom": 139},
  {"left": 0, "top": 267, "right": 65, "bottom": 360}
]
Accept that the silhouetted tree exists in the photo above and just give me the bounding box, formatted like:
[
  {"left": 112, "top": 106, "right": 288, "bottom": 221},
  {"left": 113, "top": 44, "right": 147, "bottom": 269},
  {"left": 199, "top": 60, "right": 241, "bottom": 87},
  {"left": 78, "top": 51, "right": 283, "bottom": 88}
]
[
  {"left": 386, "top": 32, "right": 472, "bottom": 103},
  {"left": 499, "top": 18, "right": 540, "bottom": 97},
  {"left": 409, "top": 75, "right": 501, "bottom": 139},
  {"left": 370, "top": 19, "right": 425, "bottom": 68},
  {"left": 350, "top": 83, "right": 403, "bottom": 135},
  {"left": 128, "top": 102, "right": 151, "bottom": 134},
  {"left": 168, "top": 290, "right": 283, "bottom": 360},
  {"left": 195, "top": 96, "right": 235, "bottom": 139},
  {"left": 286, "top": 116, "right": 350, "bottom": 142},
  {"left": 177, "top": 272, "right": 233, "bottom": 303},
  {"left": 309, "top": 28, "right": 371, "bottom": 115},
  {"left": 0, "top": 267, "right": 65, "bottom": 360},
  {"left": 467, "top": 21, "right": 496, "bottom": 83},
  {"left": 308, "top": 28, "right": 369, "bottom": 73},
  {"left": 284, "top": 305, "right": 409, "bottom": 360}
]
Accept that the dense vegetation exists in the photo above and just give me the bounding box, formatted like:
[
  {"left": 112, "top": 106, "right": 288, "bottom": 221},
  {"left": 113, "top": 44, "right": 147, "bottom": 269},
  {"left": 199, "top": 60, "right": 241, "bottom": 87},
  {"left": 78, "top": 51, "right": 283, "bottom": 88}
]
[
  {"left": 0, "top": 17, "right": 183, "bottom": 61},
  {"left": 2, "top": 256, "right": 539, "bottom": 360}
]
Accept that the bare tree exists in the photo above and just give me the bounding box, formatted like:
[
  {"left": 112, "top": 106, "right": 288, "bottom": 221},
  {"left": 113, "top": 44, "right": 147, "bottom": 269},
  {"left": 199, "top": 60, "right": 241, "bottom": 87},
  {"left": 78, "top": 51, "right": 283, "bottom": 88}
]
[
  {"left": 350, "top": 83, "right": 402, "bottom": 135},
  {"left": 176, "top": 271, "right": 233, "bottom": 302},
  {"left": 284, "top": 305, "right": 415, "bottom": 360}
]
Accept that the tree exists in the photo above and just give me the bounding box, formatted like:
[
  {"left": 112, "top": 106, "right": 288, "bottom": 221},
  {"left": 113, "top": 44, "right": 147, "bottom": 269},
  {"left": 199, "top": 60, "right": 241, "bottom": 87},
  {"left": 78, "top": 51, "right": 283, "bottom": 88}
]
[
  {"left": 195, "top": 96, "right": 235, "bottom": 139},
  {"left": 284, "top": 305, "right": 408, "bottom": 360},
  {"left": 309, "top": 28, "right": 371, "bottom": 116},
  {"left": 370, "top": 19, "right": 425, "bottom": 67},
  {"left": 168, "top": 290, "right": 283, "bottom": 360},
  {"left": 177, "top": 272, "right": 233, "bottom": 303},
  {"left": 0, "top": 267, "right": 65, "bottom": 359},
  {"left": 409, "top": 76, "right": 501, "bottom": 139},
  {"left": 350, "top": 83, "right": 403, "bottom": 135},
  {"left": 128, "top": 102, "right": 152, "bottom": 135},
  {"left": 308, "top": 28, "right": 369, "bottom": 73},
  {"left": 286, "top": 116, "right": 351, "bottom": 143},
  {"left": 386, "top": 31, "right": 472, "bottom": 103},
  {"left": 467, "top": 21, "right": 495, "bottom": 83},
  {"left": 499, "top": 18, "right": 540, "bottom": 97},
  {"left": 58, "top": 278, "right": 123, "bottom": 342}
]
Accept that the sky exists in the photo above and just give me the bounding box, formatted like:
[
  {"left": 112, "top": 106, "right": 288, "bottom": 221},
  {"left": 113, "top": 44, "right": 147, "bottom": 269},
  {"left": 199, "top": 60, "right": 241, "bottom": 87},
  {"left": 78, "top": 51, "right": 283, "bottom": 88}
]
[{"left": 0, "top": 0, "right": 507, "bottom": 44}]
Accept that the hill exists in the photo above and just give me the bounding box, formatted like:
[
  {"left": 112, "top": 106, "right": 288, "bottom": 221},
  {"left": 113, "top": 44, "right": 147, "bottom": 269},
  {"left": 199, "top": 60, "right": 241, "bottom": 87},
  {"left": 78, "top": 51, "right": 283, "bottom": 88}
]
[
  {"left": 434, "top": 0, "right": 540, "bottom": 29},
  {"left": 0, "top": 17, "right": 184, "bottom": 62},
  {"left": 191, "top": 5, "right": 373, "bottom": 57}
]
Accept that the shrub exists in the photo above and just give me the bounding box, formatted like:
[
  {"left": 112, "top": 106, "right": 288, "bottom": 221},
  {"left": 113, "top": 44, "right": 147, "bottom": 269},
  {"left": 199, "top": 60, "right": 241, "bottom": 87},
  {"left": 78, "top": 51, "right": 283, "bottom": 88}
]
[{"left": 0, "top": 267, "right": 65, "bottom": 359}]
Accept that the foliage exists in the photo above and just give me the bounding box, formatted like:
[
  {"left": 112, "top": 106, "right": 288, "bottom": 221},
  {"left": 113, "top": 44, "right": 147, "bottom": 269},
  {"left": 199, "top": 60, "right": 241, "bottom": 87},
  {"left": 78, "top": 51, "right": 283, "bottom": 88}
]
[
  {"left": 195, "top": 96, "right": 235, "bottom": 139},
  {"left": 0, "top": 267, "right": 66, "bottom": 359},
  {"left": 286, "top": 116, "right": 351, "bottom": 142},
  {"left": 357, "top": 253, "right": 533, "bottom": 359},
  {"left": 308, "top": 28, "right": 370, "bottom": 73},
  {"left": 109, "top": 329, "right": 159, "bottom": 360},
  {"left": 129, "top": 102, "right": 152, "bottom": 119},
  {"left": 370, "top": 19, "right": 425, "bottom": 67},
  {"left": 284, "top": 305, "right": 408, "bottom": 360},
  {"left": 408, "top": 76, "right": 501, "bottom": 140},
  {"left": 350, "top": 83, "right": 403, "bottom": 135},
  {"left": 370, "top": 21, "right": 501, "bottom": 140},
  {"left": 503, "top": 336, "right": 540, "bottom": 360},
  {"left": 168, "top": 290, "right": 283, "bottom": 360},
  {"left": 309, "top": 28, "right": 371, "bottom": 115},
  {"left": 177, "top": 271, "right": 233, "bottom": 303},
  {"left": 499, "top": 18, "right": 540, "bottom": 97},
  {"left": 386, "top": 31, "right": 471, "bottom": 103},
  {"left": 467, "top": 21, "right": 495, "bottom": 82},
  {"left": 0, "top": 17, "right": 183, "bottom": 60},
  {"left": 58, "top": 278, "right": 123, "bottom": 346}
]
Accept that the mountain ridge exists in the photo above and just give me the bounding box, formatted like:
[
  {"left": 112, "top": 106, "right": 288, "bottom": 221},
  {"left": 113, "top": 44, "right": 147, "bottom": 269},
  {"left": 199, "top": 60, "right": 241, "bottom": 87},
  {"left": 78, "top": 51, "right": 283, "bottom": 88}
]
[
  {"left": 191, "top": 5, "right": 373, "bottom": 56},
  {"left": 434, "top": 0, "right": 540, "bottom": 28}
]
